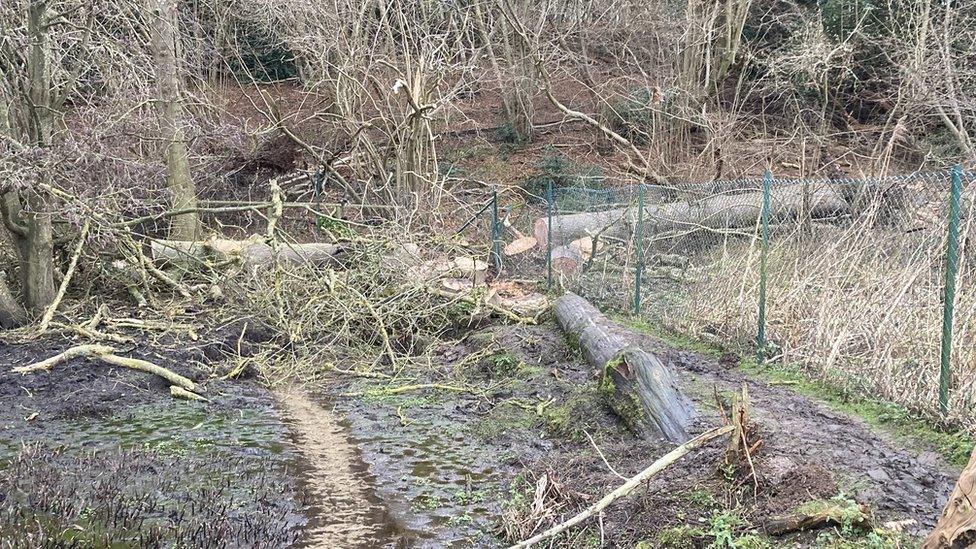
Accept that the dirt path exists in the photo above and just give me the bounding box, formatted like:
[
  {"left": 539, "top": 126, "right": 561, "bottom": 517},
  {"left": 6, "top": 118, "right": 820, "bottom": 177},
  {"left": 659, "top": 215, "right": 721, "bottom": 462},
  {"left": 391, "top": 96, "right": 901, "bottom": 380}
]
[
  {"left": 276, "top": 388, "right": 400, "bottom": 548},
  {"left": 645, "top": 332, "right": 959, "bottom": 535}
]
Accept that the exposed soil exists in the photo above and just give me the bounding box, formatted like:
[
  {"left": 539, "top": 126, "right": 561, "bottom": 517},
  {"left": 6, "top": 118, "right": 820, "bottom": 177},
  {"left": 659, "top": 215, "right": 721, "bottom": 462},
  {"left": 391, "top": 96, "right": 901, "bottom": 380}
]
[
  {"left": 300, "top": 317, "right": 958, "bottom": 547},
  {"left": 0, "top": 306, "right": 960, "bottom": 547}
]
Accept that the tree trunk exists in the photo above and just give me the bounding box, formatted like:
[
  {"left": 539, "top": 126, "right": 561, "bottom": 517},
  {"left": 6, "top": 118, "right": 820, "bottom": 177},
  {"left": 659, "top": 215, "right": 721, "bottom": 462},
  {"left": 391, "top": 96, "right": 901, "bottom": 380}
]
[
  {"left": 0, "top": 272, "right": 27, "bottom": 328},
  {"left": 553, "top": 292, "right": 694, "bottom": 443},
  {"left": 154, "top": 0, "right": 200, "bottom": 241},
  {"left": 22, "top": 0, "right": 56, "bottom": 313},
  {"left": 534, "top": 183, "right": 849, "bottom": 249},
  {"left": 924, "top": 447, "right": 976, "bottom": 548}
]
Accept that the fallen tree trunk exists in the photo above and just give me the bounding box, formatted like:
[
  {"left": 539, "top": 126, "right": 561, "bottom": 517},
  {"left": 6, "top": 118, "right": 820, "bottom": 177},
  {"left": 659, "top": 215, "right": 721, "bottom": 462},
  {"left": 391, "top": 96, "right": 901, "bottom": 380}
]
[
  {"left": 924, "top": 447, "right": 976, "bottom": 548},
  {"left": 534, "top": 207, "right": 631, "bottom": 251},
  {"left": 151, "top": 237, "right": 342, "bottom": 268},
  {"left": 534, "top": 183, "right": 850, "bottom": 249},
  {"left": 553, "top": 292, "right": 693, "bottom": 442},
  {"left": 765, "top": 503, "right": 872, "bottom": 536}
]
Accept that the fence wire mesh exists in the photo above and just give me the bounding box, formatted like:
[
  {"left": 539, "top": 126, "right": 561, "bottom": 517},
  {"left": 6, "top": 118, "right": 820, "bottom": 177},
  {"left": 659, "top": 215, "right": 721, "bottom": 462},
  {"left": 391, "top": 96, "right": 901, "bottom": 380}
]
[{"left": 499, "top": 168, "right": 976, "bottom": 430}]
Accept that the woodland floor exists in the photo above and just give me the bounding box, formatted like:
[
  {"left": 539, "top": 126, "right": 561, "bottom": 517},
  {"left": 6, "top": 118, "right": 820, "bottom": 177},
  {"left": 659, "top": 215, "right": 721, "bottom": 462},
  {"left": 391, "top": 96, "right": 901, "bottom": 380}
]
[{"left": 0, "top": 301, "right": 959, "bottom": 548}]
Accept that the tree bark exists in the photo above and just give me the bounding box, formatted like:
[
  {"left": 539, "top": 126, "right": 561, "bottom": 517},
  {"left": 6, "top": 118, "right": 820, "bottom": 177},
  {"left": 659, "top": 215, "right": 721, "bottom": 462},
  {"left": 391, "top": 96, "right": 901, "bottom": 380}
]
[
  {"left": 534, "top": 183, "right": 850, "bottom": 249},
  {"left": 154, "top": 0, "right": 200, "bottom": 241},
  {"left": 924, "top": 447, "right": 976, "bottom": 548},
  {"left": 0, "top": 272, "right": 27, "bottom": 328},
  {"left": 22, "top": 0, "right": 56, "bottom": 313},
  {"left": 553, "top": 292, "right": 694, "bottom": 442}
]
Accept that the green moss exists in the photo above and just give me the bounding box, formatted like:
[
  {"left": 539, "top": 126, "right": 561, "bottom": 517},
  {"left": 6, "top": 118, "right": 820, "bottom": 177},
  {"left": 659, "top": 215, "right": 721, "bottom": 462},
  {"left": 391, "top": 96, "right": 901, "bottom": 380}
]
[
  {"left": 565, "top": 332, "right": 581, "bottom": 353},
  {"left": 487, "top": 351, "right": 546, "bottom": 379},
  {"left": 650, "top": 525, "right": 704, "bottom": 548},
  {"left": 796, "top": 496, "right": 908, "bottom": 548},
  {"left": 598, "top": 353, "right": 649, "bottom": 435}
]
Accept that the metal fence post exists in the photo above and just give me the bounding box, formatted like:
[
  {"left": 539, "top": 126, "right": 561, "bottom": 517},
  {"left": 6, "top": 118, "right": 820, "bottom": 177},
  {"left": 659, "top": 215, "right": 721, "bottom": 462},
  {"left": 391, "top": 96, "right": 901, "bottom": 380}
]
[
  {"left": 546, "top": 181, "right": 553, "bottom": 289},
  {"left": 757, "top": 171, "right": 772, "bottom": 364},
  {"left": 491, "top": 190, "right": 502, "bottom": 271},
  {"left": 939, "top": 166, "right": 963, "bottom": 416},
  {"left": 634, "top": 183, "right": 646, "bottom": 315}
]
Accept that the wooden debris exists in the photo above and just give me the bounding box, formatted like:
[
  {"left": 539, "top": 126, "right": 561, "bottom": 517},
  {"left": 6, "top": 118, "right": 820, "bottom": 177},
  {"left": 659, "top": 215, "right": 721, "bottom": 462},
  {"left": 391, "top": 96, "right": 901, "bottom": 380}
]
[
  {"left": 550, "top": 245, "right": 584, "bottom": 273},
  {"left": 151, "top": 236, "right": 341, "bottom": 268},
  {"left": 504, "top": 236, "right": 538, "bottom": 256},
  {"left": 765, "top": 502, "right": 873, "bottom": 536},
  {"left": 533, "top": 183, "right": 851, "bottom": 249},
  {"left": 11, "top": 344, "right": 202, "bottom": 400},
  {"left": 567, "top": 235, "right": 604, "bottom": 261},
  {"left": 454, "top": 256, "right": 489, "bottom": 284},
  {"left": 924, "top": 447, "right": 976, "bottom": 548},
  {"left": 171, "top": 385, "right": 209, "bottom": 402}
]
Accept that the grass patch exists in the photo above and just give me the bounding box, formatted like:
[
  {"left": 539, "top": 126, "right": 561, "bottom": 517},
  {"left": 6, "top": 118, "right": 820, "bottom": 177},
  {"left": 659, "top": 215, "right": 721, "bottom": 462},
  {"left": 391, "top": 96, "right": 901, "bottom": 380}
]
[
  {"left": 471, "top": 401, "right": 538, "bottom": 441},
  {"left": 620, "top": 316, "right": 724, "bottom": 359}
]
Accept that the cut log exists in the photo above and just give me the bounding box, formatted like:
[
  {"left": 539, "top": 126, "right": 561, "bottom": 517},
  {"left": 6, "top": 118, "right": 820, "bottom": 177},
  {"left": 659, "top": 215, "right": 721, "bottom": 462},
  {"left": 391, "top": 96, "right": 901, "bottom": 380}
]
[
  {"left": 533, "top": 183, "right": 850, "bottom": 249},
  {"left": 568, "top": 236, "right": 605, "bottom": 261},
  {"left": 550, "top": 245, "right": 584, "bottom": 274},
  {"left": 151, "top": 237, "right": 341, "bottom": 268},
  {"left": 534, "top": 207, "right": 630, "bottom": 250},
  {"left": 924, "top": 447, "right": 976, "bottom": 548},
  {"left": 454, "top": 256, "right": 489, "bottom": 285},
  {"left": 553, "top": 292, "right": 693, "bottom": 442},
  {"left": 642, "top": 183, "right": 848, "bottom": 232},
  {"left": 504, "top": 236, "right": 537, "bottom": 256}
]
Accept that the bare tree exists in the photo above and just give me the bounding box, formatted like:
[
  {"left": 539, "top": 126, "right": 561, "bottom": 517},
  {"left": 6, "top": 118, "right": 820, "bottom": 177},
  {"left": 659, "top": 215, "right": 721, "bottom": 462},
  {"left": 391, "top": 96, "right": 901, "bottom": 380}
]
[
  {"left": 153, "top": 0, "right": 200, "bottom": 240},
  {"left": 0, "top": 0, "right": 90, "bottom": 317}
]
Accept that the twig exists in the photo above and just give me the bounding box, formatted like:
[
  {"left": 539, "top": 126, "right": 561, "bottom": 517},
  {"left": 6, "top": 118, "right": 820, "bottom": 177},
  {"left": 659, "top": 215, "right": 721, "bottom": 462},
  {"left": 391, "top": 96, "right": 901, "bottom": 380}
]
[
  {"left": 584, "top": 431, "right": 628, "bottom": 481},
  {"left": 508, "top": 425, "right": 735, "bottom": 548},
  {"left": 12, "top": 344, "right": 201, "bottom": 397}
]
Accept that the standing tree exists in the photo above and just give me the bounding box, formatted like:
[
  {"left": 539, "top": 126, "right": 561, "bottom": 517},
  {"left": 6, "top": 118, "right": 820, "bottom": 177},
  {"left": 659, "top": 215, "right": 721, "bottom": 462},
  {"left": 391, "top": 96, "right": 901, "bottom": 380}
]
[
  {"left": 153, "top": 0, "right": 200, "bottom": 241},
  {"left": 0, "top": 0, "right": 91, "bottom": 320}
]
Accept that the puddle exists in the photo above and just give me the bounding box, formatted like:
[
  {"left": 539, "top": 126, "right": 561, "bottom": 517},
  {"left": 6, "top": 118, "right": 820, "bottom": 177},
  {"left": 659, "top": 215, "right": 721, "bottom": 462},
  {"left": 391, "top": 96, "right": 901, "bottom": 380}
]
[
  {"left": 338, "top": 396, "right": 508, "bottom": 548},
  {"left": 277, "top": 388, "right": 406, "bottom": 547},
  {"left": 0, "top": 378, "right": 306, "bottom": 545},
  {"left": 280, "top": 388, "right": 508, "bottom": 548}
]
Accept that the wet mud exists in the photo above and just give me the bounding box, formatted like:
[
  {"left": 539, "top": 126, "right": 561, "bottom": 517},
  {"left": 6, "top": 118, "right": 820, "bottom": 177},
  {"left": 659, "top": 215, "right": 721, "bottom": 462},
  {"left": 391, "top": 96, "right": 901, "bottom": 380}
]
[
  {"left": 0, "top": 335, "right": 306, "bottom": 546},
  {"left": 0, "top": 314, "right": 962, "bottom": 547}
]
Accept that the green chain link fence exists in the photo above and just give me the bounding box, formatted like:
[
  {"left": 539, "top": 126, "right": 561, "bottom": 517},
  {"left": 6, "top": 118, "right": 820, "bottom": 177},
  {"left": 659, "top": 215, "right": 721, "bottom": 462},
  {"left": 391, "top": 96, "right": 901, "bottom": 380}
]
[{"left": 496, "top": 167, "right": 975, "bottom": 429}]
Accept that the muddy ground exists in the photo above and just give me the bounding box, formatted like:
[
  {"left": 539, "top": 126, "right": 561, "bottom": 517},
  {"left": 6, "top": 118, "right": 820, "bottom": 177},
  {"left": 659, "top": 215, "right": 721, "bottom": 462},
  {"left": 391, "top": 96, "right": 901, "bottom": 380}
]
[{"left": 0, "top": 310, "right": 960, "bottom": 547}]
